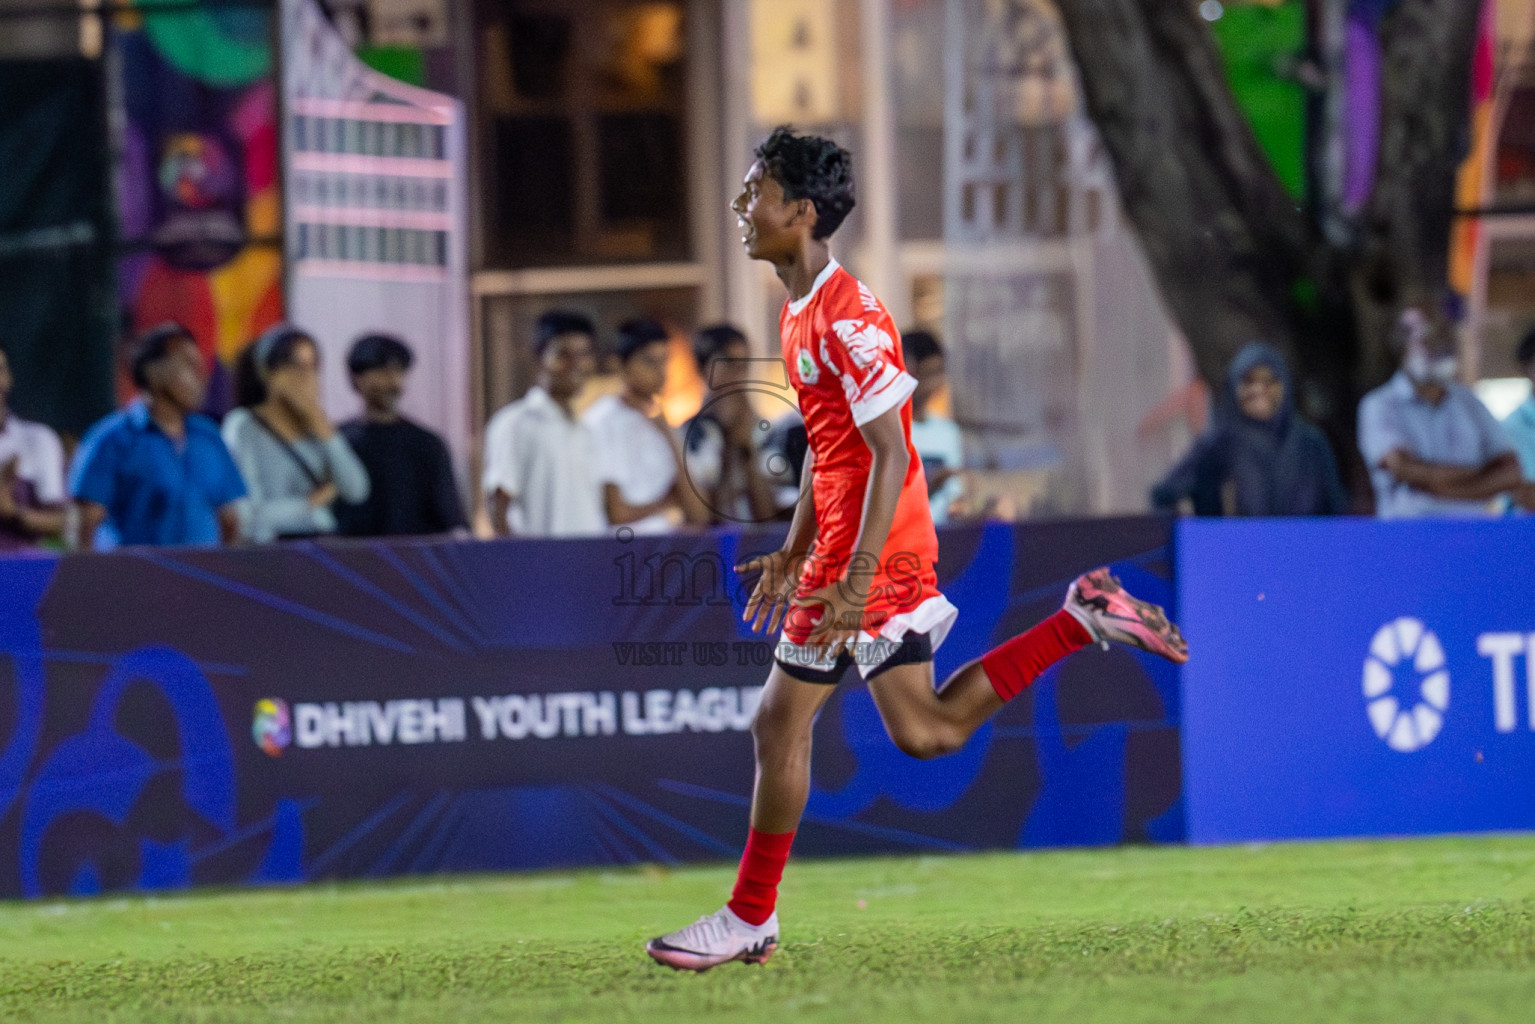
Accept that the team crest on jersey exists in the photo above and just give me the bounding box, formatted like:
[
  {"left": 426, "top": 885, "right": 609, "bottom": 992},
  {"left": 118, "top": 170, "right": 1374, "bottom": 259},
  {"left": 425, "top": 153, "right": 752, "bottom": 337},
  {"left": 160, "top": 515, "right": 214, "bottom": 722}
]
[
  {"left": 832, "top": 319, "right": 895, "bottom": 369},
  {"left": 795, "top": 348, "right": 820, "bottom": 385}
]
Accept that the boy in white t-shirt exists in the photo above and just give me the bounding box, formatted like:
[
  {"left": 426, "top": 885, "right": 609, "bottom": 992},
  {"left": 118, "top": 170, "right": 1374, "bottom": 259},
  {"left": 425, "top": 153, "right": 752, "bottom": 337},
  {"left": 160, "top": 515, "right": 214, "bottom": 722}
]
[
  {"left": 583, "top": 319, "right": 710, "bottom": 535},
  {"left": 0, "top": 348, "right": 66, "bottom": 550}
]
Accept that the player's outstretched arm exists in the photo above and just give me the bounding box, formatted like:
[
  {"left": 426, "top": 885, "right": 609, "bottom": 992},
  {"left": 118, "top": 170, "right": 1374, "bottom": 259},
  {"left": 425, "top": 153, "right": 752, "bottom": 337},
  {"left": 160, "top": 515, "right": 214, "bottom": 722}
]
[
  {"left": 793, "top": 408, "right": 908, "bottom": 656},
  {"left": 736, "top": 449, "right": 816, "bottom": 635}
]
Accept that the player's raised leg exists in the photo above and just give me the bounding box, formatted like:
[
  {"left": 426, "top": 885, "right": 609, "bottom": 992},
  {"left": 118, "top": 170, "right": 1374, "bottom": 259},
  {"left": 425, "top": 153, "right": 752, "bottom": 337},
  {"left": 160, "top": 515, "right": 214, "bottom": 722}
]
[
  {"left": 645, "top": 666, "right": 835, "bottom": 971},
  {"left": 868, "top": 568, "right": 1187, "bottom": 760}
]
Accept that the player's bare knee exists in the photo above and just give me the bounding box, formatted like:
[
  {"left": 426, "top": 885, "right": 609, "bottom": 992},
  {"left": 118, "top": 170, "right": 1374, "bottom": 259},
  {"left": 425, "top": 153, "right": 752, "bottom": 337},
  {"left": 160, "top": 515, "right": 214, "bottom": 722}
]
[
  {"left": 890, "top": 722, "right": 963, "bottom": 761},
  {"left": 750, "top": 700, "right": 804, "bottom": 756}
]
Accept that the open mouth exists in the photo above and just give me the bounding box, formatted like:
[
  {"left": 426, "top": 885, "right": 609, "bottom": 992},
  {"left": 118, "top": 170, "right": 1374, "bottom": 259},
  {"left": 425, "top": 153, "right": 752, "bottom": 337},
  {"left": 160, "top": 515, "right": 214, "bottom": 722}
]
[{"left": 737, "top": 216, "right": 754, "bottom": 246}]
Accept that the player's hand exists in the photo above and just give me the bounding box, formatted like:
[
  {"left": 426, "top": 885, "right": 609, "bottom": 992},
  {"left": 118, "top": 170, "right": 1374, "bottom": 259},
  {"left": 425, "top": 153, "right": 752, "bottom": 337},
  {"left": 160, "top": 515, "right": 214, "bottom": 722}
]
[
  {"left": 735, "top": 548, "right": 804, "bottom": 634},
  {"left": 792, "top": 581, "right": 868, "bottom": 661}
]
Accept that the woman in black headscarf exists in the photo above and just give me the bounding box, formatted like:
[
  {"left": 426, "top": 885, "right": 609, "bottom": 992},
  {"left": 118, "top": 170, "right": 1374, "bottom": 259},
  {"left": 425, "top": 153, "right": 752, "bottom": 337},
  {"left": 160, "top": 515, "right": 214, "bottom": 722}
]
[{"left": 1152, "top": 343, "right": 1345, "bottom": 516}]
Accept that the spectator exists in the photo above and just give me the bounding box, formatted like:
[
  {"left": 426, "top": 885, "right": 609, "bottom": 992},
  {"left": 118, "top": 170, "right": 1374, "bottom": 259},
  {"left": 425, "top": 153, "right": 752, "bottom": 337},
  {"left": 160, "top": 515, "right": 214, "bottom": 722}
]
[
  {"left": 1500, "top": 325, "right": 1535, "bottom": 512},
  {"left": 334, "top": 334, "right": 466, "bottom": 538},
  {"left": 1358, "top": 308, "right": 1520, "bottom": 518},
  {"left": 222, "top": 324, "right": 370, "bottom": 542},
  {"left": 70, "top": 323, "right": 245, "bottom": 548},
  {"left": 584, "top": 319, "right": 709, "bottom": 534},
  {"left": 1153, "top": 342, "right": 1345, "bottom": 516},
  {"left": 682, "top": 324, "right": 779, "bottom": 524},
  {"left": 760, "top": 409, "right": 808, "bottom": 515},
  {"left": 903, "top": 329, "right": 966, "bottom": 525},
  {"left": 481, "top": 310, "right": 605, "bottom": 537},
  {"left": 0, "top": 347, "right": 66, "bottom": 549}
]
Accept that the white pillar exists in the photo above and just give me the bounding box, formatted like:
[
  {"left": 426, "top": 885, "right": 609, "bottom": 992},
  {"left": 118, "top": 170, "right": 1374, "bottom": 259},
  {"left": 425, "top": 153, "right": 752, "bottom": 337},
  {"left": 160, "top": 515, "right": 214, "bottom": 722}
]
[
  {"left": 721, "top": 0, "right": 769, "bottom": 354},
  {"left": 687, "top": 0, "right": 726, "bottom": 323},
  {"left": 858, "top": 0, "right": 907, "bottom": 326}
]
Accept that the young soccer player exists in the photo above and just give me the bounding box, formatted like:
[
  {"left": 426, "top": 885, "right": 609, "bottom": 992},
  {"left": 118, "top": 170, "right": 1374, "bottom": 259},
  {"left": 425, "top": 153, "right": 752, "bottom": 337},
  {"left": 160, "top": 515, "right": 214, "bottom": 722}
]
[{"left": 645, "top": 128, "right": 1188, "bottom": 971}]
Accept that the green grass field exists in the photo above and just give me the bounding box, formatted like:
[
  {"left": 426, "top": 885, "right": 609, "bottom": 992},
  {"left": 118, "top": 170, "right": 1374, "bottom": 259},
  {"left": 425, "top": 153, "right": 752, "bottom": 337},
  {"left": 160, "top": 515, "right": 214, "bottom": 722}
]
[{"left": 2, "top": 835, "right": 1533, "bottom": 1023}]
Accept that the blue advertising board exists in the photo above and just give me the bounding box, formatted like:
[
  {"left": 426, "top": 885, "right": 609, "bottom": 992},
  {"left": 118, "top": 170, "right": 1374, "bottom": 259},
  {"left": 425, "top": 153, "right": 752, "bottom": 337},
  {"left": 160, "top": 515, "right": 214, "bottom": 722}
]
[
  {"left": 1179, "top": 518, "right": 1535, "bottom": 844},
  {"left": 0, "top": 517, "right": 1181, "bottom": 899}
]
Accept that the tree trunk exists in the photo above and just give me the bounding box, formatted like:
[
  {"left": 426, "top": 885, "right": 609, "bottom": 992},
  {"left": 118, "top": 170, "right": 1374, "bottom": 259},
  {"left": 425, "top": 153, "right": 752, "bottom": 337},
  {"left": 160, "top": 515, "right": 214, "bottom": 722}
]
[
  {"left": 1352, "top": 0, "right": 1484, "bottom": 390},
  {"left": 1054, "top": 0, "right": 1482, "bottom": 505},
  {"left": 1052, "top": 0, "right": 1313, "bottom": 386}
]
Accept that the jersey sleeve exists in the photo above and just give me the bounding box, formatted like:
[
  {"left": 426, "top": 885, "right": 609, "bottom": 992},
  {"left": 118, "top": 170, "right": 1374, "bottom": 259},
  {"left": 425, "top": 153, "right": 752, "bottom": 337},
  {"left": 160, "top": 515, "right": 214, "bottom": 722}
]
[{"left": 818, "top": 312, "right": 918, "bottom": 427}]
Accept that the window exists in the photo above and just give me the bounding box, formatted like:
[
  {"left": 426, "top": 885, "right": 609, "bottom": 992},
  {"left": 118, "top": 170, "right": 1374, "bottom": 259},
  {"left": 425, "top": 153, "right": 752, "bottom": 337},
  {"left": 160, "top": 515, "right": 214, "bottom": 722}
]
[{"left": 477, "top": 0, "right": 690, "bottom": 267}]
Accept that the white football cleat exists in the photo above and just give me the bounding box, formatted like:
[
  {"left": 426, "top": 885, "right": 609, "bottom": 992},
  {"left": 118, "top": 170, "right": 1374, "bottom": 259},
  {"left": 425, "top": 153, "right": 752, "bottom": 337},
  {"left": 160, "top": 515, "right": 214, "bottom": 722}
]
[{"left": 645, "top": 906, "right": 779, "bottom": 972}]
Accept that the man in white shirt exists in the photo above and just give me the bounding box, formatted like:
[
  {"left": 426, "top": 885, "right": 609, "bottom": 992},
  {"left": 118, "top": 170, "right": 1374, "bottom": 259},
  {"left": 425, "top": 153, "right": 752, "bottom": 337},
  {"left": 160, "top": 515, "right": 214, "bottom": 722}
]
[
  {"left": 1357, "top": 308, "right": 1520, "bottom": 518},
  {"left": 481, "top": 311, "right": 606, "bottom": 538},
  {"left": 583, "top": 319, "right": 709, "bottom": 535},
  {"left": 0, "top": 347, "right": 66, "bottom": 550}
]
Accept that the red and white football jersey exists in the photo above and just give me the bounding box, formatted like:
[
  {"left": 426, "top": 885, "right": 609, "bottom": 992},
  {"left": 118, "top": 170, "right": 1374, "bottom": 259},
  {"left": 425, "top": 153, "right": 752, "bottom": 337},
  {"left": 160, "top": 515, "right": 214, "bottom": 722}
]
[{"left": 778, "top": 259, "right": 952, "bottom": 651}]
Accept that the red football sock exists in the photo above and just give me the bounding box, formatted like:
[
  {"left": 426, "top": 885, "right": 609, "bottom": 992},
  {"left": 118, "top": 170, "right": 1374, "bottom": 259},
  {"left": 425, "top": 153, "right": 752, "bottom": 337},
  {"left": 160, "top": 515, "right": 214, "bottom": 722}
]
[
  {"left": 727, "top": 827, "right": 796, "bottom": 926},
  {"left": 980, "top": 609, "right": 1092, "bottom": 702}
]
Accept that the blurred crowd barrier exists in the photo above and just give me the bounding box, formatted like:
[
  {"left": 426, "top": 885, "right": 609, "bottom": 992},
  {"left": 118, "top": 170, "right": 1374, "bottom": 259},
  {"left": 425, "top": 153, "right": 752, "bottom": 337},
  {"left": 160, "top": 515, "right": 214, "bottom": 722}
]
[
  {"left": 4, "top": 514, "right": 1528, "bottom": 899},
  {"left": 0, "top": 517, "right": 1178, "bottom": 898}
]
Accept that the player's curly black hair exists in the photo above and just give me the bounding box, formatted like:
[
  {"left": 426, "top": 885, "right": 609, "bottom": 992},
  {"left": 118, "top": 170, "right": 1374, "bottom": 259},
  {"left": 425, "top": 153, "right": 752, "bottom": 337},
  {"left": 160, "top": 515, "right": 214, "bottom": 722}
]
[{"left": 754, "top": 126, "right": 856, "bottom": 240}]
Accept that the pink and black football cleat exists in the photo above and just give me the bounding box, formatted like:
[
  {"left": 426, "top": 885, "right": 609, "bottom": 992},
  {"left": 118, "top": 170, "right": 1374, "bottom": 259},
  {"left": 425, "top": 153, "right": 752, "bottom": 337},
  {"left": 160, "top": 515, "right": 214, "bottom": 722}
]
[{"left": 1064, "top": 567, "right": 1189, "bottom": 665}]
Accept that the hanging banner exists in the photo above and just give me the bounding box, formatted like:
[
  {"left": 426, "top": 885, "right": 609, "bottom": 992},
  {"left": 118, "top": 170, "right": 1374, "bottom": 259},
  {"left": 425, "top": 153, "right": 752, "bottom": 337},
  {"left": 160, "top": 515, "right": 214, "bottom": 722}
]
[
  {"left": 281, "top": 0, "right": 470, "bottom": 460},
  {"left": 115, "top": 4, "right": 284, "bottom": 412}
]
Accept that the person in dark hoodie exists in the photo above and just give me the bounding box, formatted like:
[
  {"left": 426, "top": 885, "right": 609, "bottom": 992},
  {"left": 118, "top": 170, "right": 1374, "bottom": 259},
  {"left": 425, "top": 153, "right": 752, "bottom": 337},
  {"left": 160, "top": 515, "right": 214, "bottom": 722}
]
[{"left": 1151, "top": 343, "right": 1345, "bottom": 516}]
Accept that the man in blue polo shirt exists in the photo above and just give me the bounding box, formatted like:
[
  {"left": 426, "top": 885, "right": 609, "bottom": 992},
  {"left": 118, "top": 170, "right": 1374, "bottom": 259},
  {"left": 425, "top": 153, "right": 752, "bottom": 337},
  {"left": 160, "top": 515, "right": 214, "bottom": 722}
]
[{"left": 70, "top": 323, "right": 247, "bottom": 548}]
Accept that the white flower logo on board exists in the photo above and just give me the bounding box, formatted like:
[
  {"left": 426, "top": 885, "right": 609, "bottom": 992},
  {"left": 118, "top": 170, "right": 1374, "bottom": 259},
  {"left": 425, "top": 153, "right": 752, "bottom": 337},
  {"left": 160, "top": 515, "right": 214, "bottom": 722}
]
[{"left": 1362, "top": 617, "right": 1450, "bottom": 753}]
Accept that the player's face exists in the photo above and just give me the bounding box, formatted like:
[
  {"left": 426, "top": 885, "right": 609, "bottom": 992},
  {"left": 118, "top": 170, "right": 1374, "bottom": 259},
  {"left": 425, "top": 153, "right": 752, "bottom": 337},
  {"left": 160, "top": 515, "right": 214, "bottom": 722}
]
[
  {"left": 731, "top": 161, "right": 799, "bottom": 262},
  {"left": 542, "top": 332, "right": 595, "bottom": 399},
  {"left": 0, "top": 350, "right": 11, "bottom": 406},
  {"left": 1236, "top": 364, "right": 1283, "bottom": 423}
]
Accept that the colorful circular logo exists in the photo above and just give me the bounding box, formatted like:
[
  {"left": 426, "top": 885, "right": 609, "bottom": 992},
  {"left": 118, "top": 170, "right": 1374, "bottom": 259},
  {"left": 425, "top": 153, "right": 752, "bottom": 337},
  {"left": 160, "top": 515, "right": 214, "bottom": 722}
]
[
  {"left": 158, "top": 133, "right": 237, "bottom": 211},
  {"left": 252, "top": 698, "right": 291, "bottom": 757}
]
